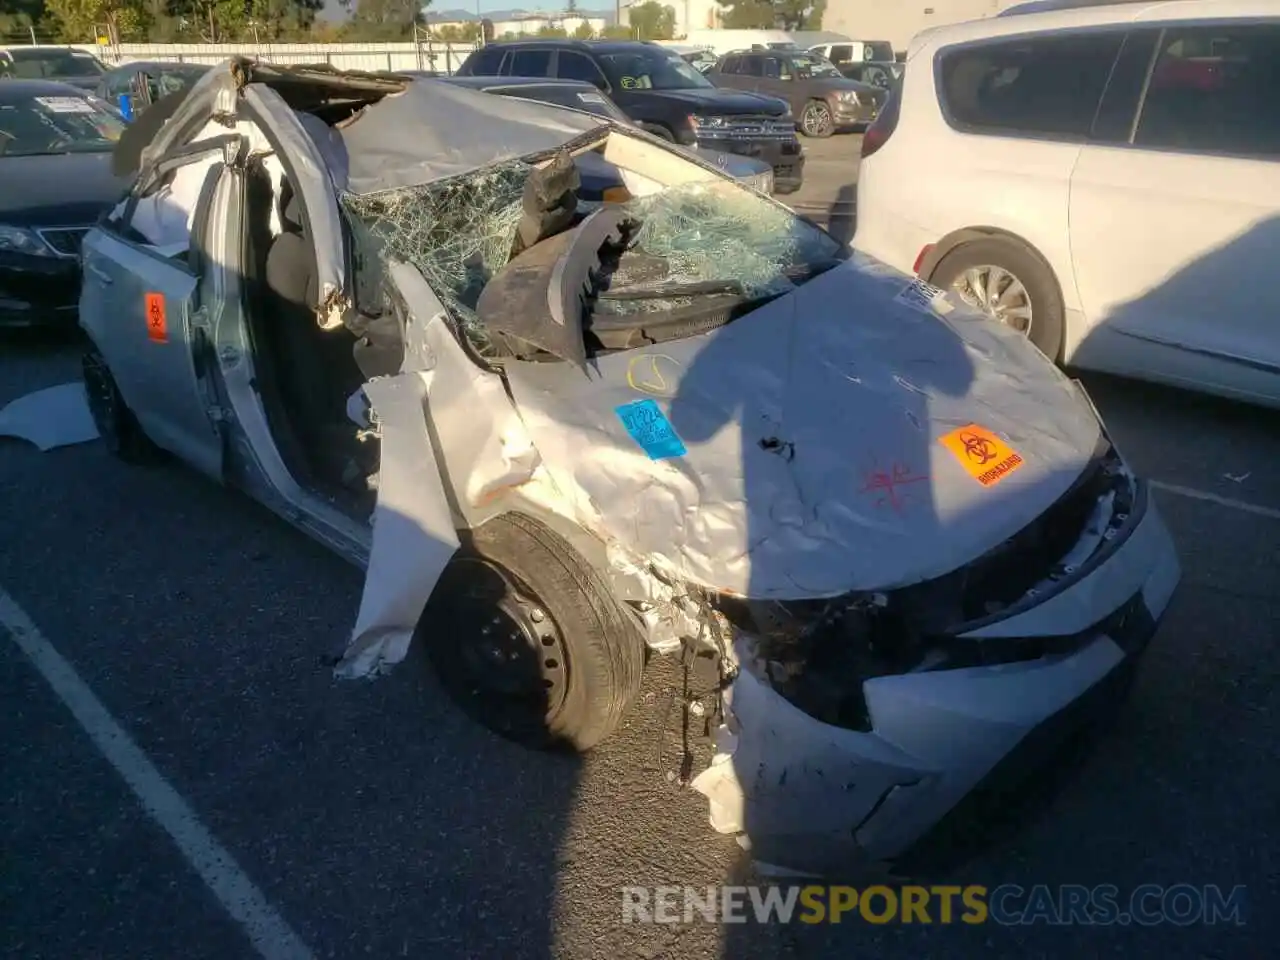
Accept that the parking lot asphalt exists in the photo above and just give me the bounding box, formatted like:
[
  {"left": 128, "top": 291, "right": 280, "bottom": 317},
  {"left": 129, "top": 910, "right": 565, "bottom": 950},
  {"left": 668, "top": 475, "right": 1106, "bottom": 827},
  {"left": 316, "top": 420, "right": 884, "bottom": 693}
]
[{"left": 2, "top": 132, "right": 1277, "bottom": 959}]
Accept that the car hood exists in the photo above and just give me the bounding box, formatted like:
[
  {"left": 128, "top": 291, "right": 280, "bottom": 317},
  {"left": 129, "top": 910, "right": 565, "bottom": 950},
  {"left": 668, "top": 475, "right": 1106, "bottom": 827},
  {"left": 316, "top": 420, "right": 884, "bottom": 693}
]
[
  {"left": 0, "top": 151, "right": 126, "bottom": 225},
  {"left": 503, "top": 255, "right": 1103, "bottom": 599},
  {"left": 642, "top": 87, "right": 788, "bottom": 115}
]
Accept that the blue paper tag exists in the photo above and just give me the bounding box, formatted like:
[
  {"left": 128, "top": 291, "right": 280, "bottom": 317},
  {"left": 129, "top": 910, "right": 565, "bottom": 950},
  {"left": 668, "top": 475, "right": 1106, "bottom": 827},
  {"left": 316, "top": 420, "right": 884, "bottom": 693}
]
[{"left": 615, "top": 399, "right": 687, "bottom": 460}]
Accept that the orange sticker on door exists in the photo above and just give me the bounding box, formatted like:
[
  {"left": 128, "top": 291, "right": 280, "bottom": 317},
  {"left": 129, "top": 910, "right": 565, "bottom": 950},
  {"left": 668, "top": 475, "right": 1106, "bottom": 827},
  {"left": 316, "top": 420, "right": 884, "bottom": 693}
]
[
  {"left": 144, "top": 292, "right": 167, "bottom": 343},
  {"left": 939, "top": 424, "right": 1025, "bottom": 487}
]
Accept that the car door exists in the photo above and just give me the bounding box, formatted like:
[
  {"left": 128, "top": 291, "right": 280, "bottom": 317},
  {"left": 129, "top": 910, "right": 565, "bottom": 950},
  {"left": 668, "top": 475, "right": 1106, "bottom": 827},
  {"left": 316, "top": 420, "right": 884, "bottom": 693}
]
[
  {"left": 711, "top": 53, "right": 755, "bottom": 93},
  {"left": 756, "top": 56, "right": 800, "bottom": 112},
  {"left": 1069, "top": 22, "right": 1280, "bottom": 389},
  {"left": 79, "top": 138, "right": 235, "bottom": 480},
  {"left": 502, "top": 47, "right": 554, "bottom": 79}
]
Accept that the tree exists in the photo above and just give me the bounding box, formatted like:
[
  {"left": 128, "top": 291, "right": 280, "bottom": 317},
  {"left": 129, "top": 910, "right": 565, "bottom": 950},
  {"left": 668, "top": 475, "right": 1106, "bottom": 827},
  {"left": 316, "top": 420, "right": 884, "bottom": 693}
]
[
  {"left": 0, "top": 0, "right": 47, "bottom": 40},
  {"left": 44, "top": 0, "right": 146, "bottom": 42},
  {"left": 572, "top": 20, "right": 593, "bottom": 40},
  {"left": 627, "top": 1, "right": 673, "bottom": 41},
  {"left": 717, "top": 0, "right": 824, "bottom": 31},
  {"left": 342, "top": 0, "right": 422, "bottom": 42},
  {"left": 534, "top": 24, "right": 567, "bottom": 38}
]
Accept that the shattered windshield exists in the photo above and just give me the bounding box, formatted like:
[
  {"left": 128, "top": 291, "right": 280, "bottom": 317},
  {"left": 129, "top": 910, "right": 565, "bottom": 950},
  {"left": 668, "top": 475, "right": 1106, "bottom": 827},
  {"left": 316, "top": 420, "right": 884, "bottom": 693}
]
[
  {"left": 597, "top": 49, "right": 715, "bottom": 90},
  {"left": 788, "top": 54, "right": 844, "bottom": 79},
  {"left": 341, "top": 161, "right": 843, "bottom": 361}
]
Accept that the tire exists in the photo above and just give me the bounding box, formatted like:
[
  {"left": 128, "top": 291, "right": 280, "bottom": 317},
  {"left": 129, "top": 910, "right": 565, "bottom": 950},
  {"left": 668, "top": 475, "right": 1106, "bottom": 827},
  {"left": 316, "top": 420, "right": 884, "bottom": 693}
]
[
  {"left": 422, "top": 512, "right": 646, "bottom": 753},
  {"left": 640, "top": 123, "right": 675, "bottom": 142},
  {"left": 800, "top": 99, "right": 834, "bottom": 138},
  {"left": 81, "top": 345, "right": 159, "bottom": 463},
  {"left": 928, "top": 237, "right": 1065, "bottom": 362}
]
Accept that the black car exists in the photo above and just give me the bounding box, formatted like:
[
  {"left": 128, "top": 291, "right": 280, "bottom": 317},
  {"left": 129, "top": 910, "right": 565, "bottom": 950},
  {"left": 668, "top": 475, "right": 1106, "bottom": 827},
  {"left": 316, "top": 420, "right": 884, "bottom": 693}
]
[
  {"left": 95, "top": 60, "right": 209, "bottom": 120},
  {"left": 0, "top": 46, "right": 107, "bottom": 91},
  {"left": 456, "top": 40, "right": 805, "bottom": 192},
  {"left": 0, "top": 81, "right": 128, "bottom": 329},
  {"left": 441, "top": 75, "right": 779, "bottom": 194}
]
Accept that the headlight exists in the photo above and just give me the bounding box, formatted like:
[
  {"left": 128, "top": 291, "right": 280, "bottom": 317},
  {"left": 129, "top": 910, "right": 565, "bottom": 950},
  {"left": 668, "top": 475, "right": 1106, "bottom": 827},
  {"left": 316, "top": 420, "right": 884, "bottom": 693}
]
[
  {"left": 741, "top": 169, "right": 774, "bottom": 194},
  {"left": 0, "top": 225, "right": 54, "bottom": 258},
  {"left": 838, "top": 90, "right": 861, "bottom": 105}
]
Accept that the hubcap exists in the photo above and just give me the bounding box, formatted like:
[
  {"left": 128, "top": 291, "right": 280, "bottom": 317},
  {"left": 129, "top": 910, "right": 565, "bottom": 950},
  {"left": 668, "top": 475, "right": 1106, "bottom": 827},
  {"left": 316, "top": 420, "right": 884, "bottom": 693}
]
[
  {"left": 803, "top": 103, "right": 832, "bottom": 136},
  {"left": 433, "top": 558, "right": 569, "bottom": 740},
  {"left": 949, "top": 265, "right": 1034, "bottom": 334}
]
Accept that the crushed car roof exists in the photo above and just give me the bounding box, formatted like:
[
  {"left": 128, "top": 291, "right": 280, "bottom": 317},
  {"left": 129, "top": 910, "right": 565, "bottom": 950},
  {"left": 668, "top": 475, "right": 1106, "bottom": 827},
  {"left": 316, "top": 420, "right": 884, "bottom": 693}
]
[
  {"left": 338, "top": 77, "right": 608, "bottom": 195},
  {"left": 115, "top": 59, "right": 611, "bottom": 193}
]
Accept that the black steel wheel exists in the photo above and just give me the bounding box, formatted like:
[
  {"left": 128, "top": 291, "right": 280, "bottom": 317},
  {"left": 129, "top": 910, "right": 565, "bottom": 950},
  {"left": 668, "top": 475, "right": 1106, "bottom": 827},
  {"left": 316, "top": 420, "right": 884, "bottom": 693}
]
[
  {"left": 81, "top": 346, "right": 156, "bottom": 463},
  {"left": 423, "top": 513, "right": 645, "bottom": 752}
]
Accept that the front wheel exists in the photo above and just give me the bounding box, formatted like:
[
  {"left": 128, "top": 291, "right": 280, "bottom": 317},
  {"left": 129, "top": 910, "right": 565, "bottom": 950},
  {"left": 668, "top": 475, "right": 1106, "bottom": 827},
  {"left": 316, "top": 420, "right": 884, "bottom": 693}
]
[
  {"left": 422, "top": 513, "right": 646, "bottom": 752},
  {"left": 929, "top": 237, "right": 1065, "bottom": 362},
  {"left": 81, "top": 346, "right": 158, "bottom": 463},
  {"left": 800, "top": 100, "right": 835, "bottom": 138}
]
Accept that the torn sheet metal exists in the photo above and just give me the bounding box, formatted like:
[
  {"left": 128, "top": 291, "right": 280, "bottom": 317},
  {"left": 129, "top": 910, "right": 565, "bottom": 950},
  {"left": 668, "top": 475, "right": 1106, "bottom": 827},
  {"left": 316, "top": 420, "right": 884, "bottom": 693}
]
[
  {"left": 0, "top": 383, "right": 99, "bottom": 450},
  {"left": 335, "top": 373, "right": 460, "bottom": 679},
  {"left": 606, "top": 543, "right": 706, "bottom": 654},
  {"left": 338, "top": 79, "right": 606, "bottom": 195},
  {"left": 502, "top": 184, "right": 1102, "bottom": 599}
]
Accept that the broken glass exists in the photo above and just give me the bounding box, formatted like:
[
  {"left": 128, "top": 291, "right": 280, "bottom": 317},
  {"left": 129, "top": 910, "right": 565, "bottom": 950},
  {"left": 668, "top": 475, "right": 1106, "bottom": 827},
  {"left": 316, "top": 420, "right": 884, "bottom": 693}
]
[
  {"left": 340, "top": 161, "right": 845, "bottom": 358},
  {"left": 341, "top": 160, "right": 532, "bottom": 354},
  {"left": 598, "top": 180, "right": 844, "bottom": 317}
]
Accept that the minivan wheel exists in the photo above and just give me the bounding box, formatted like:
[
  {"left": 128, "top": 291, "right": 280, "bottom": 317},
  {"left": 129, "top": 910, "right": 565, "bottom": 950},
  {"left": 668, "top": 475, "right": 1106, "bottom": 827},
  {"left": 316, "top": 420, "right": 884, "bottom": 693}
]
[
  {"left": 81, "top": 347, "right": 158, "bottom": 463},
  {"left": 423, "top": 513, "right": 646, "bottom": 753},
  {"left": 800, "top": 100, "right": 835, "bottom": 138},
  {"left": 929, "top": 238, "right": 1065, "bottom": 362}
]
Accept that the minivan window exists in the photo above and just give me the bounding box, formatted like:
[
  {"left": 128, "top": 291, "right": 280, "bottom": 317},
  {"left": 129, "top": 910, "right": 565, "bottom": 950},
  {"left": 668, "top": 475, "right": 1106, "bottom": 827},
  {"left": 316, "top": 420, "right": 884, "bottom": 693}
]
[
  {"left": 508, "top": 49, "right": 552, "bottom": 78},
  {"left": 1134, "top": 24, "right": 1280, "bottom": 158},
  {"left": 938, "top": 32, "right": 1124, "bottom": 139}
]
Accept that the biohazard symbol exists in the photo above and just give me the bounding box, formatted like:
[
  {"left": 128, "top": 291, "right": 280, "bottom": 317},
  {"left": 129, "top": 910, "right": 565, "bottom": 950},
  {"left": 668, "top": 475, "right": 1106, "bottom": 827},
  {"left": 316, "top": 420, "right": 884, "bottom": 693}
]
[
  {"left": 626, "top": 353, "right": 682, "bottom": 397},
  {"left": 939, "top": 423, "right": 1025, "bottom": 488},
  {"left": 144, "top": 292, "right": 167, "bottom": 344},
  {"left": 959, "top": 431, "right": 997, "bottom": 465}
]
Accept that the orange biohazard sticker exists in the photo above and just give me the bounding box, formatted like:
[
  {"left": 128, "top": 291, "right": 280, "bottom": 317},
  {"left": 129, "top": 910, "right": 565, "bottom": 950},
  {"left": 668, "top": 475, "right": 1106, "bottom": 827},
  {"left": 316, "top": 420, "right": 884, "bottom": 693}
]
[
  {"left": 144, "top": 292, "right": 167, "bottom": 343},
  {"left": 939, "top": 424, "right": 1025, "bottom": 488}
]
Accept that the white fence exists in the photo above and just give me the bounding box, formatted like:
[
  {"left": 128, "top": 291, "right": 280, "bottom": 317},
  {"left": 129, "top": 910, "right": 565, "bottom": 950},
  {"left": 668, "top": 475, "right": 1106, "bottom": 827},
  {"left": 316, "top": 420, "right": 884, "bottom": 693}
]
[{"left": 69, "top": 41, "right": 479, "bottom": 76}]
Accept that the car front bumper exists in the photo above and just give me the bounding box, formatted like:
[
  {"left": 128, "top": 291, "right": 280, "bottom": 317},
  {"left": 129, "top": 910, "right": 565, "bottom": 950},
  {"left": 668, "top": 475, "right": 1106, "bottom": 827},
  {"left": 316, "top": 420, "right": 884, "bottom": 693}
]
[
  {"left": 832, "top": 99, "right": 880, "bottom": 127},
  {"left": 694, "top": 133, "right": 805, "bottom": 194},
  {"left": 691, "top": 486, "right": 1181, "bottom": 877},
  {"left": 0, "top": 253, "right": 82, "bottom": 329}
]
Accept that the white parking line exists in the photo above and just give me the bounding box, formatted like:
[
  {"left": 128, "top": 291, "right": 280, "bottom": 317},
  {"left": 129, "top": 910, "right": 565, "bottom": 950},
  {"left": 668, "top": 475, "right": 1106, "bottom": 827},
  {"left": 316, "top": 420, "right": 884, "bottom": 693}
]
[
  {"left": 1151, "top": 480, "right": 1280, "bottom": 521},
  {"left": 0, "top": 587, "right": 316, "bottom": 960}
]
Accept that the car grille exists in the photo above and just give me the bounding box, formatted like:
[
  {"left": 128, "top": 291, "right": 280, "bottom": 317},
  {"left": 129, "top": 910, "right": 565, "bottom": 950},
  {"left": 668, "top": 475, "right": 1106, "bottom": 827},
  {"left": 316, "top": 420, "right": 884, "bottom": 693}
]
[
  {"left": 36, "top": 227, "right": 91, "bottom": 259},
  {"left": 692, "top": 115, "right": 796, "bottom": 141}
]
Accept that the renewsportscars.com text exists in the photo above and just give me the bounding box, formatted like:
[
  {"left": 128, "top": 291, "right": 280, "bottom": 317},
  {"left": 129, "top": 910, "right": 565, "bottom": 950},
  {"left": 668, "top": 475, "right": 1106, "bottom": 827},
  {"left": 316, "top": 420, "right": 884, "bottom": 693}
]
[{"left": 621, "top": 884, "right": 1247, "bottom": 926}]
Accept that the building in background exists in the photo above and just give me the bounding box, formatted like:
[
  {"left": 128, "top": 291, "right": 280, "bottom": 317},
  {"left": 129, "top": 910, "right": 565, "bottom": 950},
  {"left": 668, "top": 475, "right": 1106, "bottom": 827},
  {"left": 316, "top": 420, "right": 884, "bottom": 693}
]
[
  {"left": 823, "top": 0, "right": 1020, "bottom": 51},
  {"left": 423, "top": 8, "right": 612, "bottom": 39},
  {"left": 618, "top": 0, "right": 723, "bottom": 39}
]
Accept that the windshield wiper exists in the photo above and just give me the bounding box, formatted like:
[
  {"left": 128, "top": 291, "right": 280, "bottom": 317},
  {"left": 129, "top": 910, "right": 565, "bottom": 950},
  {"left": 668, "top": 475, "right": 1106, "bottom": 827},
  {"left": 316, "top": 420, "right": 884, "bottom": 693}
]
[{"left": 598, "top": 278, "right": 744, "bottom": 300}]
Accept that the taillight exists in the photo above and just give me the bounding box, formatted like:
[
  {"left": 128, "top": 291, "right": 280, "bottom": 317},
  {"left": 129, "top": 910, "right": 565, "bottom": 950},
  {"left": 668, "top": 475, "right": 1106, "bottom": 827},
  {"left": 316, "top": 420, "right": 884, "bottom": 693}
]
[{"left": 860, "top": 83, "right": 901, "bottom": 159}]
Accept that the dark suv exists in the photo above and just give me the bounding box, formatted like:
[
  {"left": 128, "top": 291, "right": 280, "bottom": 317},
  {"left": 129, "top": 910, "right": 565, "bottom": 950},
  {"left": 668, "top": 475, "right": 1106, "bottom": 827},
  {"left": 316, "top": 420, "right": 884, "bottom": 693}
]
[
  {"left": 706, "top": 49, "right": 886, "bottom": 138},
  {"left": 456, "top": 39, "right": 805, "bottom": 192}
]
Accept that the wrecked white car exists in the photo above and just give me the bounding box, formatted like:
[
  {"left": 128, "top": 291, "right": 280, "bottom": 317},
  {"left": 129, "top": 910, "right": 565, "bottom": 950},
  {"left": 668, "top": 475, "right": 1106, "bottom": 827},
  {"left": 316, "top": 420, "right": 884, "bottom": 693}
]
[{"left": 78, "top": 60, "right": 1181, "bottom": 877}]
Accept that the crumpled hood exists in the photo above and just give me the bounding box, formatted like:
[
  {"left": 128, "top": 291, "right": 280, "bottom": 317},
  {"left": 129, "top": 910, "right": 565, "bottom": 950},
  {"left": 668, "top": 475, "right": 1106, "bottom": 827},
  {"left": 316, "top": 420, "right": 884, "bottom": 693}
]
[{"left": 503, "top": 254, "right": 1103, "bottom": 599}]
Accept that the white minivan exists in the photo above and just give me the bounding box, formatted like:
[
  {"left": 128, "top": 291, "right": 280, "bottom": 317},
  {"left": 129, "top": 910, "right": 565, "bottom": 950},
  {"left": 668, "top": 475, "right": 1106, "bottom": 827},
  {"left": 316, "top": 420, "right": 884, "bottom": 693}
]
[{"left": 855, "top": 0, "right": 1280, "bottom": 407}]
